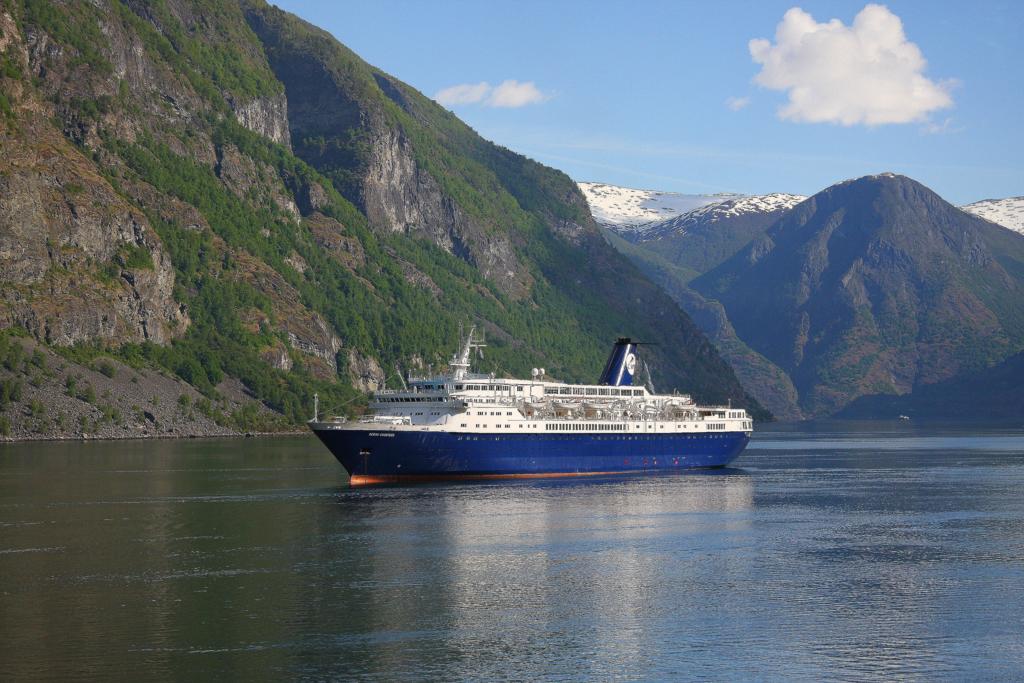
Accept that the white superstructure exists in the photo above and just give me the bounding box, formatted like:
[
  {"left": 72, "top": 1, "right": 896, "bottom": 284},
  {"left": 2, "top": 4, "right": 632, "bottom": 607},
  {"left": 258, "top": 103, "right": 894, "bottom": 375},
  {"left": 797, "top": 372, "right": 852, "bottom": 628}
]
[{"left": 320, "top": 327, "right": 753, "bottom": 436}]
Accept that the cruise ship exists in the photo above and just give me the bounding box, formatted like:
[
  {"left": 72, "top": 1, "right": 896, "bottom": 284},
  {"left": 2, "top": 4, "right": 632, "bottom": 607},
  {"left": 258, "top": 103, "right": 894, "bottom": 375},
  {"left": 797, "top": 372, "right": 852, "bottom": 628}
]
[{"left": 310, "top": 328, "right": 752, "bottom": 484}]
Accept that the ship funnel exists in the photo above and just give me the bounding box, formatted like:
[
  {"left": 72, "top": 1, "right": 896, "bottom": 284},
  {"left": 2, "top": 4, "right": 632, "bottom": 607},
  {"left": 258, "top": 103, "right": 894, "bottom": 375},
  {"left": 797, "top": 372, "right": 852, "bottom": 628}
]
[{"left": 598, "top": 338, "right": 638, "bottom": 386}]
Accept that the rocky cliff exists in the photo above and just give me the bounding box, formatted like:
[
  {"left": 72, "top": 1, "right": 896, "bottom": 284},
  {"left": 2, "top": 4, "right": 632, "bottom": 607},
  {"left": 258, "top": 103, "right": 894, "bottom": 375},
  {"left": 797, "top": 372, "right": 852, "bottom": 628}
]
[
  {"left": 0, "top": 9, "right": 187, "bottom": 348},
  {"left": 0, "top": 0, "right": 766, "bottom": 438}
]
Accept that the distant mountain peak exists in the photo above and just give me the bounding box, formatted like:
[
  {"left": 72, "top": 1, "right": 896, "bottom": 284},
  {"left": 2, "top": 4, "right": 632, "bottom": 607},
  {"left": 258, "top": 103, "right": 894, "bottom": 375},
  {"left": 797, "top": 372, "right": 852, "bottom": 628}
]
[
  {"left": 855, "top": 171, "right": 902, "bottom": 181},
  {"left": 828, "top": 172, "right": 918, "bottom": 193},
  {"left": 640, "top": 193, "right": 807, "bottom": 242},
  {"left": 577, "top": 181, "right": 737, "bottom": 233}
]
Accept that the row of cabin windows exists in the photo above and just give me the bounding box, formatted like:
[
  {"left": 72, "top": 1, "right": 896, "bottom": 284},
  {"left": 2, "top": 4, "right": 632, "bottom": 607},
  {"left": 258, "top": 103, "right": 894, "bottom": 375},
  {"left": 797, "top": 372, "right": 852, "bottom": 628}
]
[
  {"left": 550, "top": 388, "right": 645, "bottom": 397},
  {"left": 546, "top": 423, "right": 627, "bottom": 431},
  {"left": 460, "top": 421, "right": 626, "bottom": 432},
  {"left": 470, "top": 424, "right": 532, "bottom": 429},
  {"left": 454, "top": 384, "right": 644, "bottom": 397},
  {"left": 379, "top": 397, "right": 447, "bottom": 403},
  {"left": 456, "top": 434, "right": 735, "bottom": 441},
  {"left": 473, "top": 411, "right": 514, "bottom": 416},
  {"left": 452, "top": 422, "right": 734, "bottom": 432}
]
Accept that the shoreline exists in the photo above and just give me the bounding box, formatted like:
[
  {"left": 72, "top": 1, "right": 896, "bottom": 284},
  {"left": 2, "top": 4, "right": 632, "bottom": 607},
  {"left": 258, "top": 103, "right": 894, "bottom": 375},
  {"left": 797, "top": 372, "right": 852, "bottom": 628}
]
[{"left": 0, "top": 428, "right": 312, "bottom": 445}]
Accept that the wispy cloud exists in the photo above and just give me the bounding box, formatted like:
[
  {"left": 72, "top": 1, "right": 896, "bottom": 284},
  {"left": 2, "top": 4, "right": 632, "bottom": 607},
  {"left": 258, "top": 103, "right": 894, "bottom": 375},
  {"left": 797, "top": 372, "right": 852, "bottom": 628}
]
[
  {"left": 434, "top": 80, "right": 549, "bottom": 108},
  {"left": 921, "top": 117, "right": 964, "bottom": 135},
  {"left": 725, "top": 96, "right": 751, "bottom": 111},
  {"left": 433, "top": 82, "right": 491, "bottom": 106},
  {"left": 488, "top": 80, "right": 548, "bottom": 107},
  {"left": 749, "top": 4, "right": 954, "bottom": 126},
  {"left": 479, "top": 126, "right": 1016, "bottom": 181}
]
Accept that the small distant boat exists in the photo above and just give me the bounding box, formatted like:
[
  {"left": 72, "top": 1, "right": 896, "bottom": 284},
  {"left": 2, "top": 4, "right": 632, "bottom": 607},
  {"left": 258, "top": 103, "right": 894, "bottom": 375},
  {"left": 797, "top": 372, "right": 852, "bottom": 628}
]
[
  {"left": 310, "top": 328, "right": 752, "bottom": 484},
  {"left": 899, "top": 415, "right": 911, "bottom": 421}
]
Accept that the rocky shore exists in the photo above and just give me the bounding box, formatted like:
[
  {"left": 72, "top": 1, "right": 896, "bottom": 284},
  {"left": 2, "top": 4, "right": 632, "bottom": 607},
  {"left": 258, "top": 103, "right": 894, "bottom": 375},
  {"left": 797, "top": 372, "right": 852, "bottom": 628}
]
[{"left": 0, "top": 337, "right": 296, "bottom": 442}]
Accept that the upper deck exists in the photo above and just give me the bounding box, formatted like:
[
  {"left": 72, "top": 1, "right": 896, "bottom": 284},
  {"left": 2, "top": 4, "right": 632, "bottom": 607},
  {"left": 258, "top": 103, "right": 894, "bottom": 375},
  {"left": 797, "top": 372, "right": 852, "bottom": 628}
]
[{"left": 318, "top": 326, "right": 753, "bottom": 434}]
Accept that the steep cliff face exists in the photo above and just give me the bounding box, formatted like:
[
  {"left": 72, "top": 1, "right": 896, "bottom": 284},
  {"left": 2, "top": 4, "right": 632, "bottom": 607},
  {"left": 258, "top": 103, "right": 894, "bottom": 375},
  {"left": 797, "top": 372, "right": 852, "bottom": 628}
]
[
  {"left": 360, "top": 124, "right": 525, "bottom": 295},
  {"left": 0, "top": 9, "right": 186, "bottom": 347},
  {"left": 240, "top": 1, "right": 765, "bottom": 413},
  {"left": 0, "top": 0, "right": 345, "bottom": 422},
  {"left": 230, "top": 93, "right": 291, "bottom": 148},
  {"left": 242, "top": 8, "right": 531, "bottom": 298},
  {"left": 0, "top": 0, "right": 767, "bottom": 434}
]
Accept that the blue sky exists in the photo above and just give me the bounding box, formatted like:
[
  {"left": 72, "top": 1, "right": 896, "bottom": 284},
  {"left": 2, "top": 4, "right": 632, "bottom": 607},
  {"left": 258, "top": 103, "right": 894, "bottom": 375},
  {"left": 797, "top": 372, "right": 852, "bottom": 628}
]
[{"left": 271, "top": 1, "right": 1022, "bottom": 204}]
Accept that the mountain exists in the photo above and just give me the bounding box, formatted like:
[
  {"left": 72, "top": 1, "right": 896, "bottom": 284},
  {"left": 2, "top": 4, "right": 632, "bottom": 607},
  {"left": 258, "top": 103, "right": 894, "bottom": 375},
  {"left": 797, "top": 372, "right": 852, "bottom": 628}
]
[
  {"left": 633, "top": 193, "right": 806, "bottom": 280},
  {"left": 642, "top": 193, "right": 807, "bottom": 242},
  {"left": 590, "top": 188, "right": 805, "bottom": 284},
  {"left": 692, "top": 173, "right": 1024, "bottom": 418},
  {"left": 577, "top": 182, "right": 734, "bottom": 236},
  {"left": 961, "top": 197, "right": 1024, "bottom": 236},
  {"left": 838, "top": 350, "right": 1024, "bottom": 423},
  {"left": 0, "top": 0, "right": 765, "bottom": 439},
  {"left": 602, "top": 229, "right": 804, "bottom": 420},
  {"left": 596, "top": 191, "right": 808, "bottom": 420}
]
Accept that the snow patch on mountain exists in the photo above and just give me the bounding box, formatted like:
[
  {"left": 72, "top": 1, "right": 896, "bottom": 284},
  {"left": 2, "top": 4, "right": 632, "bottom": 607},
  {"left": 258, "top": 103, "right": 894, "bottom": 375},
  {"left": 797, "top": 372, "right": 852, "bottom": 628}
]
[
  {"left": 961, "top": 197, "right": 1024, "bottom": 236},
  {"left": 578, "top": 182, "right": 735, "bottom": 233},
  {"left": 640, "top": 193, "right": 807, "bottom": 242}
]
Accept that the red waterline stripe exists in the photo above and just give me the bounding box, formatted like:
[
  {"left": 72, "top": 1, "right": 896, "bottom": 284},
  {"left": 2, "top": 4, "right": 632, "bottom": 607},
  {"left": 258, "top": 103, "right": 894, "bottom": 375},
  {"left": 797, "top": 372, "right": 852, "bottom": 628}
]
[{"left": 348, "top": 470, "right": 639, "bottom": 486}]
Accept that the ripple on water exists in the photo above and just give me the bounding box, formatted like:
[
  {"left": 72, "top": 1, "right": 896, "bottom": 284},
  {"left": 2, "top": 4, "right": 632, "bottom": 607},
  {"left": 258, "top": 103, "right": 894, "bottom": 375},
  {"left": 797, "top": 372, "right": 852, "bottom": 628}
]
[{"left": 0, "top": 431, "right": 1022, "bottom": 680}]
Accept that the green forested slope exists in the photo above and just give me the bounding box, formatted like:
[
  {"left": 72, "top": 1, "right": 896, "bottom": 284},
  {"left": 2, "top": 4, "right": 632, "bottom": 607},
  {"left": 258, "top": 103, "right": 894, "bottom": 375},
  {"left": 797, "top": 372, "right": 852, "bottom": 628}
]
[{"left": 0, "top": 0, "right": 765, "bottom": 437}]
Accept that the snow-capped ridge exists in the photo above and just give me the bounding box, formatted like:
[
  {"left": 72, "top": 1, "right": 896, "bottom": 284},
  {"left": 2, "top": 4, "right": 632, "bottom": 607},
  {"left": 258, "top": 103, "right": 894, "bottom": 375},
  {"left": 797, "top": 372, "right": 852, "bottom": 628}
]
[
  {"left": 960, "top": 197, "right": 1024, "bottom": 236},
  {"left": 639, "top": 193, "right": 807, "bottom": 242},
  {"left": 577, "top": 181, "right": 735, "bottom": 233}
]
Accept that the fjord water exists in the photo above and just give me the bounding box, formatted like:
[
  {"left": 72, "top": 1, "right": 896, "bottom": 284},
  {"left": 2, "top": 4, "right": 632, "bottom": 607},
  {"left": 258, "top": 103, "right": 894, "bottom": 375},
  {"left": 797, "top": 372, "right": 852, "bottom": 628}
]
[{"left": 2, "top": 426, "right": 1023, "bottom": 681}]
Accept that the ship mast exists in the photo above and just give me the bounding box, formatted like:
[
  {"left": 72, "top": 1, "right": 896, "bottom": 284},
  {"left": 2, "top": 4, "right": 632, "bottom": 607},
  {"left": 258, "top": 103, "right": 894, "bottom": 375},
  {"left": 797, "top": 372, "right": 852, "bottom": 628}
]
[{"left": 449, "top": 324, "right": 486, "bottom": 380}]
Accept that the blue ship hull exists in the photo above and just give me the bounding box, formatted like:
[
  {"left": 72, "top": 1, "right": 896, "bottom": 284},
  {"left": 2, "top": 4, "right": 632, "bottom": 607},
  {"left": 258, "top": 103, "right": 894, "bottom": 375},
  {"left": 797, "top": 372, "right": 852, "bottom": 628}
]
[{"left": 311, "top": 427, "right": 750, "bottom": 484}]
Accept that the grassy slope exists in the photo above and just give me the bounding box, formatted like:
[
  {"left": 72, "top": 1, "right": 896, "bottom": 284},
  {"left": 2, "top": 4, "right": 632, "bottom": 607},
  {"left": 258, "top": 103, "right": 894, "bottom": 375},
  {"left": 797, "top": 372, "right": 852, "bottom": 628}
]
[
  {"left": 243, "top": 1, "right": 770, "bottom": 416},
  {"left": 1, "top": 0, "right": 767, "bottom": 429}
]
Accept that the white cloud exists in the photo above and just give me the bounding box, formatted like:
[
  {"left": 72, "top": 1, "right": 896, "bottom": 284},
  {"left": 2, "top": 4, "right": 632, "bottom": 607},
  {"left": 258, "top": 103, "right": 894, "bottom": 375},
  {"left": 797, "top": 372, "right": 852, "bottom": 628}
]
[
  {"left": 433, "top": 80, "right": 548, "bottom": 108},
  {"left": 487, "top": 80, "right": 548, "bottom": 108},
  {"left": 434, "top": 82, "right": 491, "bottom": 106},
  {"left": 749, "top": 4, "right": 954, "bottom": 126},
  {"left": 725, "top": 96, "right": 751, "bottom": 111}
]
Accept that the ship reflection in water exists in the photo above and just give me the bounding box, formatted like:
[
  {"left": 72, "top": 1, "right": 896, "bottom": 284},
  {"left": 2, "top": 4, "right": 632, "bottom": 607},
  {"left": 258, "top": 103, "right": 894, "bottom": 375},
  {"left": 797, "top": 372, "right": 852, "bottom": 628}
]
[
  {"left": 315, "top": 471, "right": 756, "bottom": 679},
  {"left": 3, "top": 432, "right": 1024, "bottom": 680}
]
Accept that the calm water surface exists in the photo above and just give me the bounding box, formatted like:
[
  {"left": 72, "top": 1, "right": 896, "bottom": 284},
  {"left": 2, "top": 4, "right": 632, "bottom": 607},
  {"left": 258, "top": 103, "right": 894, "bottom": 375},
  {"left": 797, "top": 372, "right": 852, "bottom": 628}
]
[{"left": 2, "top": 424, "right": 1023, "bottom": 681}]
